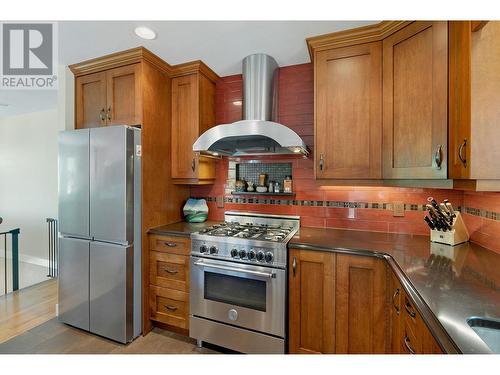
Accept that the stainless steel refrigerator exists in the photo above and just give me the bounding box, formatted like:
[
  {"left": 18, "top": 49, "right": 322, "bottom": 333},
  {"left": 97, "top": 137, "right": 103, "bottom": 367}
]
[{"left": 58, "top": 125, "right": 141, "bottom": 343}]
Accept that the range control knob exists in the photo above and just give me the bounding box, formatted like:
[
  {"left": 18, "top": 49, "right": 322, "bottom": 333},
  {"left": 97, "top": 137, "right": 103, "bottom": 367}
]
[
  {"left": 248, "top": 250, "right": 256, "bottom": 260},
  {"left": 209, "top": 246, "right": 218, "bottom": 255},
  {"left": 238, "top": 249, "right": 247, "bottom": 259},
  {"left": 256, "top": 251, "right": 265, "bottom": 262},
  {"left": 230, "top": 248, "right": 238, "bottom": 258},
  {"left": 199, "top": 245, "right": 208, "bottom": 253},
  {"left": 265, "top": 252, "right": 274, "bottom": 263}
]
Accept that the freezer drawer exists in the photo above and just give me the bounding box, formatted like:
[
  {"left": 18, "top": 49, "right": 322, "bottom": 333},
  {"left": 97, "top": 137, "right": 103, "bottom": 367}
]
[
  {"left": 58, "top": 129, "right": 90, "bottom": 238},
  {"left": 90, "top": 241, "right": 133, "bottom": 343},
  {"left": 90, "top": 126, "right": 134, "bottom": 244},
  {"left": 58, "top": 237, "right": 90, "bottom": 330}
]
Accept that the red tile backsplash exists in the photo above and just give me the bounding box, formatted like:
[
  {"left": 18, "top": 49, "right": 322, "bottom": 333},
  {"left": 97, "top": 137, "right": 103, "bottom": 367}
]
[{"left": 190, "top": 63, "right": 500, "bottom": 255}]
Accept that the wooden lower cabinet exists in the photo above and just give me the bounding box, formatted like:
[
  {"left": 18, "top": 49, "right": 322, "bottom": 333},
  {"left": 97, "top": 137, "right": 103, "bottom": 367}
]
[
  {"left": 148, "top": 234, "right": 191, "bottom": 332},
  {"left": 288, "top": 248, "right": 336, "bottom": 353},
  {"left": 335, "top": 254, "right": 388, "bottom": 353},
  {"left": 390, "top": 270, "right": 443, "bottom": 354},
  {"left": 289, "top": 249, "right": 444, "bottom": 354}
]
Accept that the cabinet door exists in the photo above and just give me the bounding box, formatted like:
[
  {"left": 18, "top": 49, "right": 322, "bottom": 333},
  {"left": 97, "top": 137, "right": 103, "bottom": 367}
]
[
  {"left": 171, "top": 74, "right": 199, "bottom": 179},
  {"left": 288, "top": 249, "right": 335, "bottom": 354},
  {"left": 315, "top": 42, "right": 382, "bottom": 179},
  {"left": 390, "top": 271, "right": 402, "bottom": 353},
  {"left": 383, "top": 21, "right": 448, "bottom": 179},
  {"left": 75, "top": 72, "right": 107, "bottom": 129},
  {"left": 448, "top": 21, "right": 471, "bottom": 179},
  {"left": 106, "top": 64, "right": 142, "bottom": 126},
  {"left": 335, "top": 254, "right": 387, "bottom": 353}
]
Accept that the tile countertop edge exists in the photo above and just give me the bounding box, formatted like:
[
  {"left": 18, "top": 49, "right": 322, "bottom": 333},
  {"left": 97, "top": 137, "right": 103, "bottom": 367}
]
[{"left": 288, "top": 241, "right": 485, "bottom": 354}]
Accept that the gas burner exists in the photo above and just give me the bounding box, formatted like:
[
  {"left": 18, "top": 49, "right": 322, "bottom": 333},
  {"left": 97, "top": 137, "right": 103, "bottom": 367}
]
[{"left": 201, "top": 221, "right": 294, "bottom": 243}]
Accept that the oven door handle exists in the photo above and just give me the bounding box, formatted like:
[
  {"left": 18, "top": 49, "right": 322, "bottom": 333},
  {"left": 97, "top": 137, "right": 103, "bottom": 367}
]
[{"left": 193, "top": 260, "right": 276, "bottom": 279}]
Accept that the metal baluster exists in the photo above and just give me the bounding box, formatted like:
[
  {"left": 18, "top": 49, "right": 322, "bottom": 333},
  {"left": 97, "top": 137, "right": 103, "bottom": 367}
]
[{"left": 3, "top": 234, "right": 6, "bottom": 295}]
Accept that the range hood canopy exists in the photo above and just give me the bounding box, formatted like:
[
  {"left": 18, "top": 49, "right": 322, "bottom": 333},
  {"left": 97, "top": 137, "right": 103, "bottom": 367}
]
[{"left": 193, "top": 54, "right": 309, "bottom": 157}]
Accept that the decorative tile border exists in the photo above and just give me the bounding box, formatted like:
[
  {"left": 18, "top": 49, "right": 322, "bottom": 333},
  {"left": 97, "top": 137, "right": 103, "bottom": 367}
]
[{"left": 198, "top": 196, "right": 500, "bottom": 222}]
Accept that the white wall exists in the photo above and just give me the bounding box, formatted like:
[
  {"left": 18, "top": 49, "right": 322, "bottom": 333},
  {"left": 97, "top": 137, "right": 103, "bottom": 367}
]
[{"left": 0, "top": 109, "right": 59, "bottom": 264}]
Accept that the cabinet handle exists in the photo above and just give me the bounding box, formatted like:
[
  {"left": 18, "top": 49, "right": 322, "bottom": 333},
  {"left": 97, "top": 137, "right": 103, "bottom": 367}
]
[
  {"left": 163, "top": 305, "right": 178, "bottom": 312},
  {"left": 164, "top": 242, "right": 177, "bottom": 247},
  {"left": 191, "top": 158, "right": 196, "bottom": 172},
  {"left": 99, "top": 108, "right": 106, "bottom": 122},
  {"left": 405, "top": 301, "right": 417, "bottom": 318},
  {"left": 292, "top": 257, "right": 297, "bottom": 276},
  {"left": 392, "top": 288, "right": 400, "bottom": 315},
  {"left": 319, "top": 154, "right": 324, "bottom": 171},
  {"left": 434, "top": 145, "right": 442, "bottom": 169},
  {"left": 404, "top": 336, "right": 416, "bottom": 354},
  {"left": 163, "top": 267, "right": 178, "bottom": 274},
  {"left": 107, "top": 106, "right": 112, "bottom": 121},
  {"left": 458, "top": 139, "right": 467, "bottom": 168}
]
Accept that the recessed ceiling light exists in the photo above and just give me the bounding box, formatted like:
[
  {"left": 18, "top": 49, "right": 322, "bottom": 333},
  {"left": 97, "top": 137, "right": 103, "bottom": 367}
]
[
  {"left": 134, "top": 26, "right": 156, "bottom": 40},
  {"left": 233, "top": 101, "right": 242, "bottom": 106}
]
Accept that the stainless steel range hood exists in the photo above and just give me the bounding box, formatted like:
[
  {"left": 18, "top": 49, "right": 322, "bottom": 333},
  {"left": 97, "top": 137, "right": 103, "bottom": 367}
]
[{"left": 193, "top": 54, "right": 309, "bottom": 157}]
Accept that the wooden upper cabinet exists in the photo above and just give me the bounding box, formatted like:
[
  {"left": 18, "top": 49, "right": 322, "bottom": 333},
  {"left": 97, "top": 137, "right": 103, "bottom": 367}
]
[
  {"left": 470, "top": 21, "right": 500, "bottom": 180},
  {"left": 75, "top": 72, "right": 107, "bottom": 129},
  {"left": 335, "top": 254, "right": 388, "bottom": 353},
  {"left": 382, "top": 21, "right": 448, "bottom": 179},
  {"left": 106, "top": 64, "right": 142, "bottom": 126},
  {"left": 315, "top": 42, "right": 382, "bottom": 179},
  {"left": 448, "top": 21, "right": 472, "bottom": 180},
  {"left": 74, "top": 63, "right": 142, "bottom": 129},
  {"left": 171, "top": 63, "right": 218, "bottom": 184},
  {"left": 288, "top": 248, "right": 335, "bottom": 354}
]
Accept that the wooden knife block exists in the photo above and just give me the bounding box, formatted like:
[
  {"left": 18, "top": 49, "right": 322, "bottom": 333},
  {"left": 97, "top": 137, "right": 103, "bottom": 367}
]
[{"left": 430, "top": 212, "right": 470, "bottom": 246}]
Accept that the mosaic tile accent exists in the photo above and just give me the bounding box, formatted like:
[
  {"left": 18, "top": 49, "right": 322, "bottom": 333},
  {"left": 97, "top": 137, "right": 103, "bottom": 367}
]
[
  {"left": 199, "top": 196, "right": 473, "bottom": 214},
  {"left": 463, "top": 207, "right": 500, "bottom": 221},
  {"left": 236, "top": 162, "right": 292, "bottom": 186},
  {"left": 201, "top": 194, "right": 500, "bottom": 227}
]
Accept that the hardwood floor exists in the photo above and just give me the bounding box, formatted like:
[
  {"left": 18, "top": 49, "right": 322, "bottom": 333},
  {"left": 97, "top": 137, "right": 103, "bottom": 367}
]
[
  {"left": 0, "top": 318, "right": 218, "bottom": 354},
  {"left": 0, "top": 278, "right": 57, "bottom": 344},
  {"left": 0, "top": 278, "right": 219, "bottom": 354}
]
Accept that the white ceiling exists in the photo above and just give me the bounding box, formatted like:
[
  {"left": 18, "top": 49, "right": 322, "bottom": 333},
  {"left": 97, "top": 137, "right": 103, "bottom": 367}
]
[{"left": 0, "top": 20, "right": 376, "bottom": 117}]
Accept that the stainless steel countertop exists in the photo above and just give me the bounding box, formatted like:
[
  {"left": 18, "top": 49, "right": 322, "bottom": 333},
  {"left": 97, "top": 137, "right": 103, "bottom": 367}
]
[
  {"left": 149, "top": 222, "right": 500, "bottom": 353},
  {"left": 291, "top": 227, "right": 500, "bottom": 354}
]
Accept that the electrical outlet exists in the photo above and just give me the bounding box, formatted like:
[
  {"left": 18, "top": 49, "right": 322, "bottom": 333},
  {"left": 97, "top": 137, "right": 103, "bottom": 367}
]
[
  {"left": 216, "top": 196, "right": 224, "bottom": 208},
  {"left": 393, "top": 202, "right": 405, "bottom": 217}
]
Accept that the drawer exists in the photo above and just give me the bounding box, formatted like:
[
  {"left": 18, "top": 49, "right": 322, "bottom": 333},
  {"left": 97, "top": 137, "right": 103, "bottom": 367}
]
[
  {"left": 150, "top": 251, "right": 189, "bottom": 291},
  {"left": 149, "top": 285, "right": 189, "bottom": 330},
  {"left": 149, "top": 234, "right": 191, "bottom": 255},
  {"left": 403, "top": 293, "right": 420, "bottom": 330},
  {"left": 401, "top": 320, "right": 422, "bottom": 354}
]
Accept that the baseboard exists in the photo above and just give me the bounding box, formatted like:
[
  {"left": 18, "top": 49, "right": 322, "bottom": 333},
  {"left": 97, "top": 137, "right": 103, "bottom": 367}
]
[{"left": 0, "top": 254, "right": 48, "bottom": 267}]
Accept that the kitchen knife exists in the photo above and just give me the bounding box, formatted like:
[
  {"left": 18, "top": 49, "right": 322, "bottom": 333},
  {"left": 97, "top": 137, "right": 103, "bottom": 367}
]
[
  {"left": 445, "top": 201, "right": 456, "bottom": 217},
  {"left": 424, "top": 216, "right": 436, "bottom": 230}
]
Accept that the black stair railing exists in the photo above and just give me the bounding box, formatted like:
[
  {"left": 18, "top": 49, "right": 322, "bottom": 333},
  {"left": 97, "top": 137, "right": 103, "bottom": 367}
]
[
  {"left": 1, "top": 227, "right": 20, "bottom": 295},
  {"left": 46, "top": 218, "right": 58, "bottom": 278}
]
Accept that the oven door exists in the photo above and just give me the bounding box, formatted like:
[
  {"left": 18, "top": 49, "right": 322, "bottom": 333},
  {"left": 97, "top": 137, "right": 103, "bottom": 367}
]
[{"left": 190, "top": 256, "right": 286, "bottom": 338}]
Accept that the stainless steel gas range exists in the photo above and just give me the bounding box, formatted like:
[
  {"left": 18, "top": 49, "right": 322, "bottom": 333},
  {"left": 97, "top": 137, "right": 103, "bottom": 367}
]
[{"left": 189, "top": 211, "right": 300, "bottom": 354}]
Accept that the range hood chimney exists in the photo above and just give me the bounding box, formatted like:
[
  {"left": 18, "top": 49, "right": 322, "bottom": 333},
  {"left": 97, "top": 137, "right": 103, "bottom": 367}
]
[{"left": 193, "top": 54, "right": 309, "bottom": 157}]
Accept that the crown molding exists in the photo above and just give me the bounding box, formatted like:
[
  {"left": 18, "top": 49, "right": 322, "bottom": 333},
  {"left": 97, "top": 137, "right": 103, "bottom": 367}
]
[
  {"left": 170, "top": 60, "right": 220, "bottom": 83},
  {"left": 306, "top": 21, "right": 413, "bottom": 60},
  {"left": 69, "top": 47, "right": 173, "bottom": 76}
]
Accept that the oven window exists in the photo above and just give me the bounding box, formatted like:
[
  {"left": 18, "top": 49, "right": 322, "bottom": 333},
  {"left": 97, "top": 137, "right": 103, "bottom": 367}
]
[{"left": 204, "top": 272, "right": 267, "bottom": 312}]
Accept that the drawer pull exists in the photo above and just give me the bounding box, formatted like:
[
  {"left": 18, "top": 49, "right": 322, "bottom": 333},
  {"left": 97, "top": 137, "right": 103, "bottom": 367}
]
[
  {"left": 163, "top": 267, "right": 178, "bottom": 274},
  {"left": 404, "top": 336, "right": 416, "bottom": 354},
  {"left": 164, "top": 305, "right": 178, "bottom": 312},
  {"left": 405, "top": 301, "right": 417, "bottom": 318},
  {"left": 164, "top": 242, "right": 177, "bottom": 247},
  {"left": 392, "top": 288, "right": 400, "bottom": 315}
]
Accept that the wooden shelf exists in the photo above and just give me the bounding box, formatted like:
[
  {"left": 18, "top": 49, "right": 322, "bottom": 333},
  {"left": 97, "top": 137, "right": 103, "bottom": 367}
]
[{"left": 231, "top": 191, "right": 295, "bottom": 197}]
